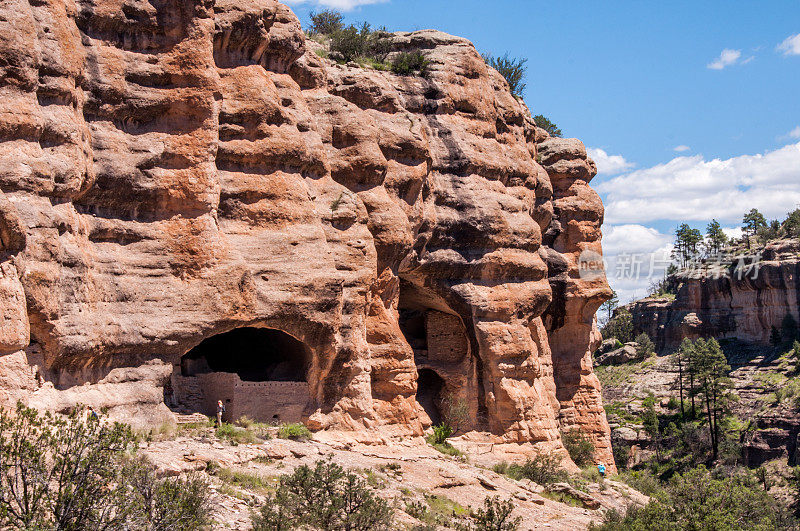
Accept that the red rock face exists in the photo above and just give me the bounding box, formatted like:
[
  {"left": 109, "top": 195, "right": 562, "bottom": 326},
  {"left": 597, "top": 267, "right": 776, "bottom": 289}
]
[{"left": 0, "top": 0, "right": 613, "bottom": 467}]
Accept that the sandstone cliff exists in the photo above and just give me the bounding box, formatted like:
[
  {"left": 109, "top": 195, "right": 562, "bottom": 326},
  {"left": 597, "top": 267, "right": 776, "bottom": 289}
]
[
  {"left": 0, "top": 0, "right": 613, "bottom": 468},
  {"left": 629, "top": 239, "right": 800, "bottom": 351}
]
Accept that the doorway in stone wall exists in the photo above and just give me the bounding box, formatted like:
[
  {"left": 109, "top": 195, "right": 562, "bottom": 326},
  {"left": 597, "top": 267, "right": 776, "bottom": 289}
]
[
  {"left": 173, "top": 327, "right": 312, "bottom": 423},
  {"left": 416, "top": 368, "right": 444, "bottom": 425}
]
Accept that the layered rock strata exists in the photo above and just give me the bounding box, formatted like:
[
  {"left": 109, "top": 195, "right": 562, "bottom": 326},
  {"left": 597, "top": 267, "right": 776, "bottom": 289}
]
[
  {"left": 629, "top": 239, "right": 800, "bottom": 351},
  {"left": 0, "top": 0, "right": 613, "bottom": 468}
]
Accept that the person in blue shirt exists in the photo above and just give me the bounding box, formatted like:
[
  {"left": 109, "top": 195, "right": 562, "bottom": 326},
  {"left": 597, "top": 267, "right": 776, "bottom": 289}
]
[{"left": 597, "top": 462, "right": 606, "bottom": 478}]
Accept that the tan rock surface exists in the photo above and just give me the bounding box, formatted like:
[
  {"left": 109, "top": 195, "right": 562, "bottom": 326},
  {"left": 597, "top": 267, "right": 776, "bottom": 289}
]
[{"left": 0, "top": 0, "right": 613, "bottom": 468}]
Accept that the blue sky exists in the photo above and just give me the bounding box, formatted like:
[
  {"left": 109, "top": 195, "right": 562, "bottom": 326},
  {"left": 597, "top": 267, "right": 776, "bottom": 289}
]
[{"left": 287, "top": 0, "right": 800, "bottom": 302}]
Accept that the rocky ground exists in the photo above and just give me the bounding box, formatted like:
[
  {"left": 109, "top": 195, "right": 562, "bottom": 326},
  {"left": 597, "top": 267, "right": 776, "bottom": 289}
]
[{"left": 141, "top": 418, "right": 646, "bottom": 530}]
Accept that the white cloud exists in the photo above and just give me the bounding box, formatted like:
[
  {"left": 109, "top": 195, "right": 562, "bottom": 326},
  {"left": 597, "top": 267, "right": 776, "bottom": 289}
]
[
  {"left": 602, "top": 225, "right": 674, "bottom": 304},
  {"left": 587, "top": 148, "right": 635, "bottom": 175},
  {"left": 777, "top": 33, "right": 800, "bottom": 56},
  {"left": 285, "top": 0, "right": 387, "bottom": 10},
  {"left": 722, "top": 226, "right": 743, "bottom": 240},
  {"left": 707, "top": 48, "right": 742, "bottom": 70},
  {"left": 788, "top": 126, "right": 800, "bottom": 139},
  {"left": 597, "top": 142, "right": 800, "bottom": 225},
  {"left": 673, "top": 145, "right": 691, "bottom": 152}
]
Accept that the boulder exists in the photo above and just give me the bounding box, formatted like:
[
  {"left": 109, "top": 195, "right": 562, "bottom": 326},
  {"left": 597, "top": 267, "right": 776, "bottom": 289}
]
[{"left": 596, "top": 344, "right": 639, "bottom": 365}]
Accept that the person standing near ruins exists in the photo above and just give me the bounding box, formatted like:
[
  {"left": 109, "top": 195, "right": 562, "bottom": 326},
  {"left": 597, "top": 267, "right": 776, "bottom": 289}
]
[{"left": 217, "top": 399, "right": 225, "bottom": 426}]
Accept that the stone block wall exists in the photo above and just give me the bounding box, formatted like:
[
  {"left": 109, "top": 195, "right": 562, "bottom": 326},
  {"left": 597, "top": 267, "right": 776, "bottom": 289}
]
[{"left": 173, "top": 371, "right": 307, "bottom": 423}]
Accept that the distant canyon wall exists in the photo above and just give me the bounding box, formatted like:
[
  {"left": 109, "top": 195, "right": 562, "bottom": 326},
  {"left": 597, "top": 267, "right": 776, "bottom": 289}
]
[{"left": 629, "top": 239, "right": 800, "bottom": 351}]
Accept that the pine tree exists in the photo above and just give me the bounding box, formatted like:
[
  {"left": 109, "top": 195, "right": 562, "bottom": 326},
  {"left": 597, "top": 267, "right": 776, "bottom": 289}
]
[
  {"left": 599, "top": 290, "right": 619, "bottom": 323},
  {"left": 743, "top": 209, "right": 767, "bottom": 247},
  {"left": 673, "top": 340, "right": 690, "bottom": 420},
  {"left": 693, "top": 338, "right": 732, "bottom": 461},
  {"left": 705, "top": 219, "right": 728, "bottom": 254},
  {"left": 680, "top": 338, "right": 698, "bottom": 419},
  {"left": 783, "top": 208, "right": 800, "bottom": 239},
  {"left": 673, "top": 224, "right": 703, "bottom": 267}
]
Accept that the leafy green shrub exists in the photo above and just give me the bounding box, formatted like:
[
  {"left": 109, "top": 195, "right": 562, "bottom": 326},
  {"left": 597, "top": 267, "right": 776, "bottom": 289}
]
[
  {"left": 406, "top": 499, "right": 430, "bottom": 520},
  {"left": 124, "top": 456, "right": 212, "bottom": 530},
  {"left": 277, "top": 423, "right": 312, "bottom": 441},
  {"left": 496, "top": 454, "right": 568, "bottom": 485},
  {"left": 216, "top": 422, "right": 259, "bottom": 444},
  {"left": 0, "top": 403, "right": 136, "bottom": 528},
  {"left": 533, "top": 114, "right": 562, "bottom": 137},
  {"left": 428, "top": 423, "right": 453, "bottom": 445},
  {"left": 251, "top": 459, "right": 392, "bottom": 531},
  {"left": 561, "top": 429, "right": 595, "bottom": 467},
  {"left": 601, "top": 308, "right": 634, "bottom": 343},
  {"left": 483, "top": 53, "right": 527, "bottom": 97},
  {"left": 308, "top": 9, "right": 344, "bottom": 35},
  {"left": 617, "top": 469, "right": 660, "bottom": 496},
  {"left": 426, "top": 423, "right": 461, "bottom": 456},
  {"left": 666, "top": 396, "right": 679, "bottom": 410},
  {"left": 634, "top": 332, "right": 656, "bottom": 358},
  {"left": 410, "top": 493, "right": 468, "bottom": 528},
  {"left": 597, "top": 466, "right": 794, "bottom": 530},
  {"left": 459, "top": 496, "right": 521, "bottom": 531},
  {"left": 329, "top": 22, "right": 391, "bottom": 64},
  {"left": 0, "top": 403, "right": 211, "bottom": 530},
  {"left": 391, "top": 51, "right": 429, "bottom": 76},
  {"left": 216, "top": 422, "right": 236, "bottom": 438},
  {"left": 208, "top": 464, "right": 270, "bottom": 492}
]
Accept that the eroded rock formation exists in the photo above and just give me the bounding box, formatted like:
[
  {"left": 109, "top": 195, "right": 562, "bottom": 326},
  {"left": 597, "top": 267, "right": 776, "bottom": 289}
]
[
  {"left": 0, "top": 0, "right": 613, "bottom": 468},
  {"left": 629, "top": 239, "right": 800, "bottom": 351}
]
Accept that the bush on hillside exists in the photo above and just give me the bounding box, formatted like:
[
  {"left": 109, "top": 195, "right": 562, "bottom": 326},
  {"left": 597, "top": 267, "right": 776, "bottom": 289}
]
[
  {"left": 277, "top": 423, "right": 312, "bottom": 441},
  {"left": 309, "top": 9, "right": 344, "bottom": 35},
  {"left": 329, "top": 22, "right": 392, "bottom": 63},
  {"left": 483, "top": 53, "right": 527, "bottom": 98},
  {"left": 460, "top": 496, "right": 522, "bottom": 531},
  {"left": 533, "top": 114, "right": 562, "bottom": 137},
  {"left": 391, "top": 51, "right": 429, "bottom": 76},
  {"left": 634, "top": 332, "right": 656, "bottom": 358},
  {"left": 592, "top": 466, "right": 794, "bottom": 530},
  {"left": 428, "top": 423, "right": 453, "bottom": 445},
  {"left": 493, "top": 454, "right": 568, "bottom": 485},
  {"left": 561, "top": 429, "right": 595, "bottom": 467},
  {"left": 0, "top": 403, "right": 211, "bottom": 530},
  {"left": 251, "top": 459, "right": 392, "bottom": 531}
]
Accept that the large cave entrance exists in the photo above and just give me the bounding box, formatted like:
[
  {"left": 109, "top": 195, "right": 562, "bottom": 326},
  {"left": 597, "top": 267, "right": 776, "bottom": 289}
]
[
  {"left": 181, "top": 328, "right": 310, "bottom": 382},
  {"left": 398, "top": 280, "right": 480, "bottom": 431},
  {"left": 171, "top": 327, "right": 311, "bottom": 423}
]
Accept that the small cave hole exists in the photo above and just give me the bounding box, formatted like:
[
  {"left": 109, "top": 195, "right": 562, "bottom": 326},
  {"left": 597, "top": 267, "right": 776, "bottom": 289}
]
[{"left": 417, "top": 368, "right": 444, "bottom": 426}]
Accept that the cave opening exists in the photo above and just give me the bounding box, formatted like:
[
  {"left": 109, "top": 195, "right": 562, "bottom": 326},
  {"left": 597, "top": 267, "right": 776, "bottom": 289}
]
[
  {"left": 398, "top": 279, "right": 483, "bottom": 430},
  {"left": 172, "top": 327, "right": 312, "bottom": 423},
  {"left": 181, "top": 327, "right": 310, "bottom": 382},
  {"left": 398, "top": 309, "right": 427, "bottom": 352},
  {"left": 417, "top": 368, "right": 444, "bottom": 426}
]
